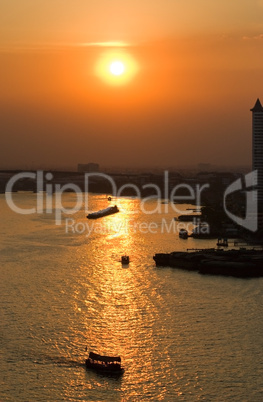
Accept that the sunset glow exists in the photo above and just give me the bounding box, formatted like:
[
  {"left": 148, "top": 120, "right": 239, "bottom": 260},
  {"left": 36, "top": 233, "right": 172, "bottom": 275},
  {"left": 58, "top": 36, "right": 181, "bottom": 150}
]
[
  {"left": 109, "top": 61, "right": 125, "bottom": 76},
  {"left": 1, "top": 0, "right": 263, "bottom": 168},
  {"left": 95, "top": 50, "right": 139, "bottom": 85},
  {"left": 1, "top": 1, "right": 263, "bottom": 400}
]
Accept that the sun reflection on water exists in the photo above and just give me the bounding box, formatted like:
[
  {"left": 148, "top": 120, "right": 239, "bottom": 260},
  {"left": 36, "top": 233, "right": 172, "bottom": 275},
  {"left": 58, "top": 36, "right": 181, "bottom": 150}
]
[
  {"left": 2, "top": 193, "right": 263, "bottom": 401},
  {"left": 72, "top": 197, "right": 163, "bottom": 393},
  {"left": 67, "top": 195, "right": 227, "bottom": 399}
]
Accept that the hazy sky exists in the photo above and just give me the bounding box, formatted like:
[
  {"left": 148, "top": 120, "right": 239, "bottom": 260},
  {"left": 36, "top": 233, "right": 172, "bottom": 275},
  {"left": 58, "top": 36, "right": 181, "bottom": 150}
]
[{"left": 1, "top": 0, "right": 263, "bottom": 169}]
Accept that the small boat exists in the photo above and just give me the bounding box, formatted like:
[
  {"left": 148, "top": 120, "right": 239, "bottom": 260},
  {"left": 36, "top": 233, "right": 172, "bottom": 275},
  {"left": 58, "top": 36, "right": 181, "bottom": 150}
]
[
  {"left": 85, "top": 352, "right": 124, "bottom": 375},
  {"left": 217, "top": 238, "right": 228, "bottom": 247},
  {"left": 87, "top": 205, "right": 119, "bottom": 219},
  {"left": 108, "top": 196, "right": 112, "bottom": 201},
  {"left": 179, "top": 229, "right": 188, "bottom": 239},
  {"left": 121, "top": 255, "right": 129, "bottom": 264}
]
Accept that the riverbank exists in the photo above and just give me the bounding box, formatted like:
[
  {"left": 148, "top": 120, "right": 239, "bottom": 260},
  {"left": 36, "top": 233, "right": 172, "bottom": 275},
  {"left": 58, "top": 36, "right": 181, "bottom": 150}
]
[{"left": 153, "top": 248, "right": 263, "bottom": 278}]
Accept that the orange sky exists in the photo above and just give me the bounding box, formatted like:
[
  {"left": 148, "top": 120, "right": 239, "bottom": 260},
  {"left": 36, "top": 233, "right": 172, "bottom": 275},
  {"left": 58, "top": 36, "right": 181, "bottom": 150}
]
[{"left": 1, "top": 1, "right": 263, "bottom": 169}]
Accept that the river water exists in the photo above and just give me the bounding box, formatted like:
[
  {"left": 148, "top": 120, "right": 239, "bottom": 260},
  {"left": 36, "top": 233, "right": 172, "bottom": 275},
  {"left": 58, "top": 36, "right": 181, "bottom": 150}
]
[{"left": 0, "top": 193, "right": 263, "bottom": 401}]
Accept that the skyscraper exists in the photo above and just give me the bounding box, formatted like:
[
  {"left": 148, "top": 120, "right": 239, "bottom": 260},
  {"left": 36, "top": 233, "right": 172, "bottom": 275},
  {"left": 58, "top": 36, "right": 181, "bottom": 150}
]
[{"left": 251, "top": 98, "right": 263, "bottom": 231}]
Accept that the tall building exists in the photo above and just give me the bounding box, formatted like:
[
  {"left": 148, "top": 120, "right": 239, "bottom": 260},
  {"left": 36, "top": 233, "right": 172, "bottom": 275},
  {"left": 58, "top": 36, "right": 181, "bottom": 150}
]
[
  {"left": 251, "top": 99, "right": 263, "bottom": 204},
  {"left": 251, "top": 99, "right": 263, "bottom": 232}
]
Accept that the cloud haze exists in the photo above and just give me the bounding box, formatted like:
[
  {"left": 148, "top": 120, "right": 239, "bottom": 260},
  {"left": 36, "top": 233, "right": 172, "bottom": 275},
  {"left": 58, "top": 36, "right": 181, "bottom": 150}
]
[{"left": 0, "top": 1, "right": 262, "bottom": 169}]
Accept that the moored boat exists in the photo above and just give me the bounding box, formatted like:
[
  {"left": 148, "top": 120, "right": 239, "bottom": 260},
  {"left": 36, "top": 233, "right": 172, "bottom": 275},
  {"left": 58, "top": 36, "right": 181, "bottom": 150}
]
[
  {"left": 217, "top": 238, "right": 228, "bottom": 247},
  {"left": 179, "top": 229, "right": 188, "bottom": 239},
  {"left": 153, "top": 248, "right": 263, "bottom": 277}
]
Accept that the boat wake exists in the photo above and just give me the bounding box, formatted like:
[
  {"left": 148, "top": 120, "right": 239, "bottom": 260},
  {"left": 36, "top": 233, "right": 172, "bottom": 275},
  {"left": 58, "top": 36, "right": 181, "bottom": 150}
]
[{"left": 29, "top": 353, "right": 85, "bottom": 368}]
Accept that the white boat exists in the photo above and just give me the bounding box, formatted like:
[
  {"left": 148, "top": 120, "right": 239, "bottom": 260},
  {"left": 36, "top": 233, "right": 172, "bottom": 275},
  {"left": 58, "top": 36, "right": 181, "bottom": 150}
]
[{"left": 87, "top": 205, "right": 119, "bottom": 219}]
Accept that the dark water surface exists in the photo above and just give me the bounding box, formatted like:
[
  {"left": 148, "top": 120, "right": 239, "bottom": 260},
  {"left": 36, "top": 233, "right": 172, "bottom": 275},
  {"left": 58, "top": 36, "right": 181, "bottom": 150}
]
[{"left": 1, "top": 193, "right": 263, "bottom": 401}]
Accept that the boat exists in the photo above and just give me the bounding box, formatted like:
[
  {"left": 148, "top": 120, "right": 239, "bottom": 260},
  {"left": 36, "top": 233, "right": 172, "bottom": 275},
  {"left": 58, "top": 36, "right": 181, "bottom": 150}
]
[
  {"left": 121, "top": 255, "right": 129, "bottom": 264},
  {"left": 108, "top": 196, "right": 112, "bottom": 201},
  {"left": 153, "top": 248, "right": 263, "bottom": 277},
  {"left": 85, "top": 352, "right": 124, "bottom": 375},
  {"left": 87, "top": 205, "right": 119, "bottom": 219},
  {"left": 179, "top": 229, "right": 188, "bottom": 239},
  {"left": 217, "top": 238, "right": 228, "bottom": 247}
]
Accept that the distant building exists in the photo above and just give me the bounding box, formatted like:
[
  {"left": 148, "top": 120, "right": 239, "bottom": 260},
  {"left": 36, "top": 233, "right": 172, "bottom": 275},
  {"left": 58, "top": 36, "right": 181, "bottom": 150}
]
[
  {"left": 197, "top": 163, "right": 212, "bottom": 171},
  {"left": 251, "top": 98, "right": 263, "bottom": 230},
  {"left": 78, "top": 163, "right": 99, "bottom": 173}
]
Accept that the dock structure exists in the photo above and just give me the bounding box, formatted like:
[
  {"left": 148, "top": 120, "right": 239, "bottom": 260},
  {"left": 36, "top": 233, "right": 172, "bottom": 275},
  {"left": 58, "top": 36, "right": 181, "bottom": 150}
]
[{"left": 153, "top": 248, "right": 263, "bottom": 278}]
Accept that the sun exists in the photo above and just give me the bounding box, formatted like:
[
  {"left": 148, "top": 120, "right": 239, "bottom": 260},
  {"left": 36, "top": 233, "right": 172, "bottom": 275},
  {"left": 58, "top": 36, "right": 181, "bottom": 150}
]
[
  {"left": 95, "top": 50, "right": 138, "bottom": 85},
  {"left": 109, "top": 61, "right": 125, "bottom": 76}
]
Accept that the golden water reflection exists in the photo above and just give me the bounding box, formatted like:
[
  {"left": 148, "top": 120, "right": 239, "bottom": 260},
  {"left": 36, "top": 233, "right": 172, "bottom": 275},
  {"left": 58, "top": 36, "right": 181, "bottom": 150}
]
[
  {"left": 69, "top": 196, "right": 216, "bottom": 399},
  {"left": 74, "top": 197, "right": 168, "bottom": 395},
  {"left": 2, "top": 193, "right": 262, "bottom": 401}
]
